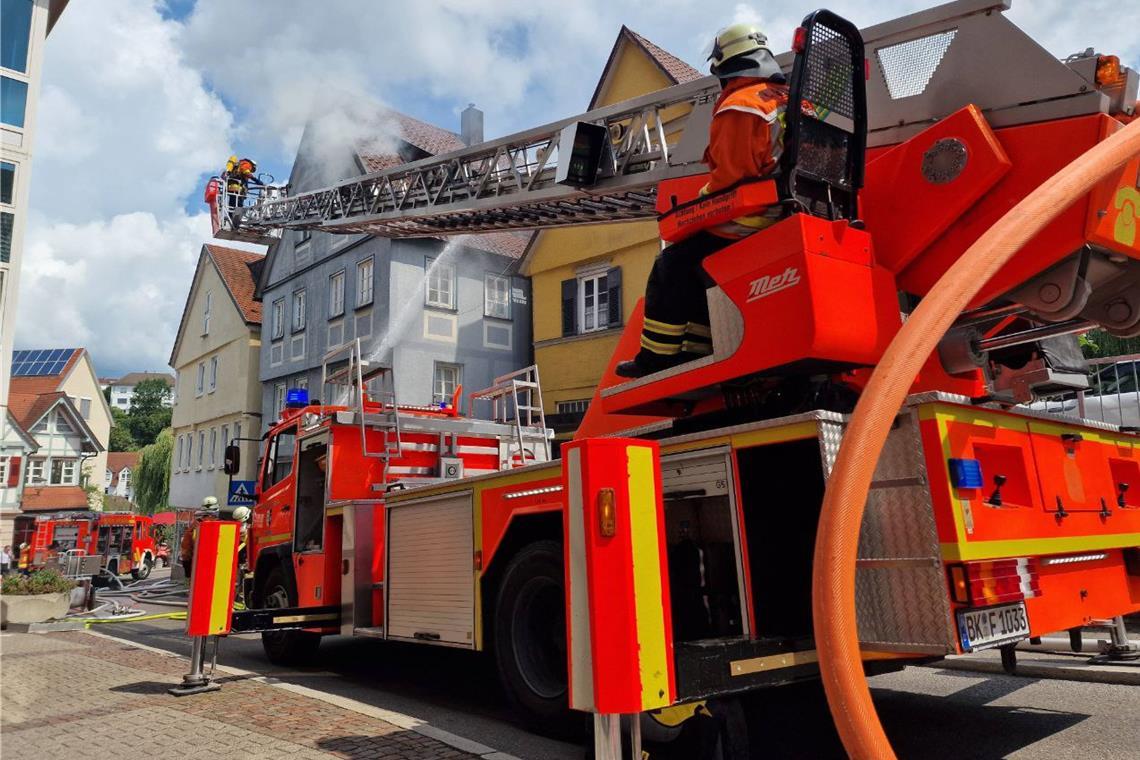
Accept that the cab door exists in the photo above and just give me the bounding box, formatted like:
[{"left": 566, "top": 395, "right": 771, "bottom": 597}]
[
  {"left": 291, "top": 433, "right": 330, "bottom": 607},
  {"left": 256, "top": 424, "right": 298, "bottom": 553}
]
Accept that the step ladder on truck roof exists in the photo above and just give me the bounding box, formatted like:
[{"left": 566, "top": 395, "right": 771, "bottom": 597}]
[{"left": 198, "top": 3, "right": 1140, "bottom": 758}]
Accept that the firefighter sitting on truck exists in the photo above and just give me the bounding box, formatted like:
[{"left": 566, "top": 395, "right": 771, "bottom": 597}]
[{"left": 615, "top": 23, "right": 789, "bottom": 378}]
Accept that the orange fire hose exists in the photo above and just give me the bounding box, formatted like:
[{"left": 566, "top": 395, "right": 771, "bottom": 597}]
[{"left": 812, "top": 117, "right": 1140, "bottom": 759}]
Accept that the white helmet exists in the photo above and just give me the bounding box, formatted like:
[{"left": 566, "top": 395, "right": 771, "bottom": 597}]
[
  {"left": 231, "top": 506, "right": 252, "bottom": 523},
  {"left": 201, "top": 496, "right": 218, "bottom": 508}
]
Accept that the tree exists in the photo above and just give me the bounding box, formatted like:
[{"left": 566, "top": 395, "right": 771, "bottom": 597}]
[
  {"left": 135, "top": 428, "right": 173, "bottom": 515},
  {"left": 109, "top": 407, "right": 136, "bottom": 451},
  {"left": 127, "top": 378, "right": 172, "bottom": 447}
]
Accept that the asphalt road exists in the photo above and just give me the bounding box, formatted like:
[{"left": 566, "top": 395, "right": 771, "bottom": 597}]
[{"left": 101, "top": 612, "right": 1140, "bottom": 760}]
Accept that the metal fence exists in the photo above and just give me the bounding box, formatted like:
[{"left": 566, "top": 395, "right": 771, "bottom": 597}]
[{"left": 1030, "top": 354, "right": 1140, "bottom": 428}]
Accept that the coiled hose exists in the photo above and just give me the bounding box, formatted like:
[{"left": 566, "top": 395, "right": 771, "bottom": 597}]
[{"left": 812, "top": 117, "right": 1140, "bottom": 759}]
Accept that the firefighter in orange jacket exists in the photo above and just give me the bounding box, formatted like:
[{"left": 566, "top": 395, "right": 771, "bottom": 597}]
[{"left": 616, "top": 23, "right": 789, "bottom": 378}]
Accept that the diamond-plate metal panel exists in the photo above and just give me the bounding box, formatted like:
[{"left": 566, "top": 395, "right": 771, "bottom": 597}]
[{"left": 822, "top": 406, "right": 957, "bottom": 652}]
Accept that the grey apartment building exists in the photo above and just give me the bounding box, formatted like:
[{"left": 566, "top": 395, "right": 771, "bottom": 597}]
[{"left": 256, "top": 106, "right": 532, "bottom": 429}]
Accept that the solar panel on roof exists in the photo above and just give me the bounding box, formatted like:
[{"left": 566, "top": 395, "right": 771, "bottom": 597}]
[{"left": 11, "top": 348, "right": 75, "bottom": 376}]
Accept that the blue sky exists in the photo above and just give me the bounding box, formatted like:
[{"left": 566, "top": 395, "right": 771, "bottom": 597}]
[{"left": 15, "top": 0, "right": 1140, "bottom": 378}]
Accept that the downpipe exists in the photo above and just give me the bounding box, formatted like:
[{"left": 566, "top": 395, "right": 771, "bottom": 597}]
[{"left": 812, "top": 118, "right": 1140, "bottom": 759}]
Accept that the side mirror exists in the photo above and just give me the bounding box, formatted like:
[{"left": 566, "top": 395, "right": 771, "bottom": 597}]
[{"left": 223, "top": 444, "right": 240, "bottom": 475}]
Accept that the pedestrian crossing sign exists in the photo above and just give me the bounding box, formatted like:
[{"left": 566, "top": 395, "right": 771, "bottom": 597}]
[{"left": 227, "top": 480, "right": 256, "bottom": 506}]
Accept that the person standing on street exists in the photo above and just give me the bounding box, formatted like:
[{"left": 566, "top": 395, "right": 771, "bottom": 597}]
[{"left": 0, "top": 545, "right": 11, "bottom": 575}]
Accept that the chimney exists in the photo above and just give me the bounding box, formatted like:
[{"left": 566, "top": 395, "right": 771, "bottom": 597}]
[{"left": 461, "top": 103, "right": 484, "bottom": 146}]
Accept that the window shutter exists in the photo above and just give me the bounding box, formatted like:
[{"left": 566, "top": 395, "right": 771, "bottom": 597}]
[
  {"left": 561, "top": 278, "right": 577, "bottom": 336},
  {"left": 607, "top": 267, "right": 622, "bottom": 327},
  {"left": 7, "top": 457, "right": 21, "bottom": 487}
]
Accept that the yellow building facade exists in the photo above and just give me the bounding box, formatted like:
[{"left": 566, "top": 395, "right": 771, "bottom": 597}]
[{"left": 522, "top": 27, "right": 701, "bottom": 440}]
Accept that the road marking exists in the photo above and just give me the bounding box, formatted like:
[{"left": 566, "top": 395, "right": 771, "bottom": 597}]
[{"left": 80, "top": 629, "right": 521, "bottom": 759}]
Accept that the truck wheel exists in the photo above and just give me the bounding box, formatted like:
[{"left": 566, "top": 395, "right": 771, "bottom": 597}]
[
  {"left": 259, "top": 566, "right": 320, "bottom": 665},
  {"left": 493, "top": 540, "right": 573, "bottom": 735},
  {"left": 131, "top": 555, "right": 153, "bottom": 581}
]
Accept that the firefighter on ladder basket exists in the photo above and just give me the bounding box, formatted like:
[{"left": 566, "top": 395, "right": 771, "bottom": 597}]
[
  {"left": 222, "top": 155, "right": 264, "bottom": 215},
  {"left": 615, "top": 23, "right": 789, "bottom": 379}
]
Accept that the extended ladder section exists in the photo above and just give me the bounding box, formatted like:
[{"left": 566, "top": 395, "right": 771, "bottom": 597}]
[
  {"left": 470, "top": 366, "right": 553, "bottom": 466},
  {"left": 219, "top": 1, "right": 1131, "bottom": 242},
  {"left": 321, "top": 340, "right": 403, "bottom": 476}
]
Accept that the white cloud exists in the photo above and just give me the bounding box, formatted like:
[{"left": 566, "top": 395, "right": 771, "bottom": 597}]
[{"left": 19, "top": 211, "right": 211, "bottom": 374}]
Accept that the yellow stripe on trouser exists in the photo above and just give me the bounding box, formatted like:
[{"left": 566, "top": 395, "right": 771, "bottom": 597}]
[
  {"left": 626, "top": 446, "right": 670, "bottom": 710},
  {"left": 641, "top": 335, "right": 682, "bottom": 355},
  {"left": 209, "top": 525, "right": 237, "bottom": 634},
  {"left": 643, "top": 317, "right": 686, "bottom": 336}
]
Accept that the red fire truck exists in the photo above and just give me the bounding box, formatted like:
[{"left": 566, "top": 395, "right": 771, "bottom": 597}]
[
  {"left": 213, "top": 3, "right": 1140, "bottom": 756},
  {"left": 14, "top": 512, "right": 158, "bottom": 579}
]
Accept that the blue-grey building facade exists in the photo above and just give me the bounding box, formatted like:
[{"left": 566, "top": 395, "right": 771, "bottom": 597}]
[{"left": 256, "top": 107, "right": 532, "bottom": 430}]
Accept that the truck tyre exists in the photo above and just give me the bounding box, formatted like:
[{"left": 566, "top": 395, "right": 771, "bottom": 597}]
[
  {"left": 259, "top": 566, "right": 320, "bottom": 665},
  {"left": 493, "top": 540, "right": 573, "bottom": 735},
  {"left": 131, "top": 554, "right": 153, "bottom": 581}
]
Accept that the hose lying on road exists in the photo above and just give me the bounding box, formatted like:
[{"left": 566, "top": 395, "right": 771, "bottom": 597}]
[{"left": 812, "top": 117, "right": 1140, "bottom": 759}]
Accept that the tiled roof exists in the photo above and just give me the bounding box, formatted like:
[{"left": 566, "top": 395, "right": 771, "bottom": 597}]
[
  {"left": 357, "top": 110, "right": 466, "bottom": 173},
  {"left": 7, "top": 390, "right": 67, "bottom": 431},
  {"left": 113, "top": 372, "right": 174, "bottom": 387},
  {"left": 21, "top": 486, "right": 91, "bottom": 512},
  {"left": 461, "top": 232, "right": 532, "bottom": 261},
  {"left": 206, "top": 244, "right": 265, "bottom": 324},
  {"left": 7, "top": 348, "right": 83, "bottom": 396},
  {"left": 589, "top": 27, "right": 703, "bottom": 109},
  {"left": 106, "top": 452, "right": 140, "bottom": 484},
  {"left": 626, "top": 28, "right": 703, "bottom": 84}
]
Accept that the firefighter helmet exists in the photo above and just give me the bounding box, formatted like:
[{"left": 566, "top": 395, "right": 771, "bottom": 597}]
[
  {"left": 231, "top": 506, "right": 251, "bottom": 523},
  {"left": 707, "top": 23, "right": 767, "bottom": 68}
]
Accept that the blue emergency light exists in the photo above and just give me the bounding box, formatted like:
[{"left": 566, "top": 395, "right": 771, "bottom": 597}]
[
  {"left": 286, "top": 388, "right": 310, "bottom": 408},
  {"left": 948, "top": 458, "right": 984, "bottom": 489}
]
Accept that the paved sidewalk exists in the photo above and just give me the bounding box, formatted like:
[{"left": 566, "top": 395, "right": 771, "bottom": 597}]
[{"left": 0, "top": 630, "right": 480, "bottom": 759}]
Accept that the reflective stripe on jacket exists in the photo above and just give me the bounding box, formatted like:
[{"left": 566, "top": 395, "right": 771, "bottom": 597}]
[{"left": 701, "top": 77, "right": 788, "bottom": 238}]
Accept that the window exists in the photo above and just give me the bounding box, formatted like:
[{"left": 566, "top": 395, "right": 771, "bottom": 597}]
[
  {"left": 484, "top": 273, "right": 511, "bottom": 319},
  {"left": 185, "top": 435, "right": 193, "bottom": 470},
  {"left": 274, "top": 382, "right": 286, "bottom": 415},
  {"left": 116, "top": 397, "right": 128, "bottom": 407},
  {"left": 433, "top": 363, "right": 462, "bottom": 404},
  {"left": 209, "top": 428, "right": 217, "bottom": 469},
  {"left": 54, "top": 413, "right": 73, "bottom": 434},
  {"left": 198, "top": 431, "right": 205, "bottom": 468},
  {"left": 292, "top": 289, "right": 306, "bottom": 332},
  {"left": 562, "top": 267, "right": 621, "bottom": 337},
  {"left": 263, "top": 426, "right": 297, "bottom": 490},
  {"left": 0, "top": 0, "right": 33, "bottom": 73},
  {"left": 329, "top": 270, "right": 345, "bottom": 317},
  {"left": 0, "top": 212, "right": 12, "bottom": 264},
  {"left": 0, "top": 76, "right": 28, "bottom": 128},
  {"left": 50, "top": 459, "right": 77, "bottom": 486},
  {"left": 272, "top": 298, "right": 285, "bottom": 339},
  {"left": 28, "top": 458, "right": 44, "bottom": 484},
  {"left": 234, "top": 422, "right": 241, "bottom": 443},
  {"left": 209, "top": 356, "right": 218, "bottom": 391},
  {"left": 221, "top": 424, "right": 230, "bottom": 452},
  {"left": 295, "top": 375, "right": 308, "bottom": 391},
  {"left": 557, "top": 399, "right": 591, "bottom": 415},
  {"left": 0, "top": 457, "right": 7, "bottom": 486},
  {"left": 196, "top": 362, "right": 205, "bottom": 395},
  {"left": 425, "top": 256, "right": 455, "bottom": 309},
  {"left": 356, "top": 257, "right": 374, "bottom": 307},
  {"left": 79, "top": 398, "right": 91, "bottom": 419},
  {"left": 176, "top": 436, "right": 183, "bottom": 472},
  {"left": 297, "top": 228, "right": 312, "bottom": 246},
  {"left": 579, "top": 272, "right": 609, "bottom": 332},
  {"left": 202, "top": 290, "right": 212, "bottom": 334},
  {"left": 0, "top": 161, "right": 14, "bottom": 204}
]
